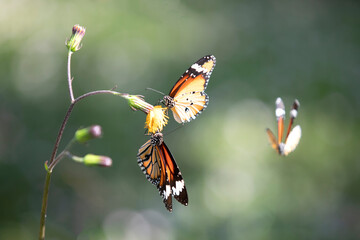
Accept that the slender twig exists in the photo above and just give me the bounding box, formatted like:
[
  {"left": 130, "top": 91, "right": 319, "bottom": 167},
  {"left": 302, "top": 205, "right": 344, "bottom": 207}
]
[
  {"left": 48, "top": 103, "right": 74, "bottom": 166},
  {"left": 48, "top": 150, "right": 70, "bottom": 171},
  {"left": 48, "top": 90, "right": 120, "bottom": 167},
  {"left": 39, "top": 89, "right": 121, "bottom": 240},
  {"left": 39, "top": 172, "right": 51, "bottom": 240},
  {"left": 66, "top": 152, "right": 83, "bottom": 163},
  {"left": 67, "top": 50, "right": 75, "bottom": 103},
  {"left": 75, "top": 90, "right": 121, "bottom": 102},
  {"left": 39, "top": 32, "right": 124, "bottom": 239}
]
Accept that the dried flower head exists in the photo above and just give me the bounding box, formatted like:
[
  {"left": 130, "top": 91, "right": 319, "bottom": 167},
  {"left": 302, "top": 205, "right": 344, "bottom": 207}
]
[
  {"left": 66, "top": 24, "right": 86, "bottom": 52},
  {"left": 145, "top": 105, "right": 169, "bottom": 134}
]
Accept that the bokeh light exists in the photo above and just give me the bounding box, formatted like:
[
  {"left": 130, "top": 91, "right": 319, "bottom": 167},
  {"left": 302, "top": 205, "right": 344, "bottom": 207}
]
[{"left": 1, "top": 0, "right": 360, "bottom": 239}]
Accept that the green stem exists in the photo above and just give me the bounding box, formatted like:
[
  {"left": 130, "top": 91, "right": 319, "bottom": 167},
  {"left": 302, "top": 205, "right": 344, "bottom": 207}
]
[
  {"left": 39, "top": 172, "right": 51, "bottom": 240},
  {"left": 38, "top": 89, "right": 122, "bottom": 240},
  {"left": 68, "top": 153, "right": 84, "bottom": 163},
  {"left": 67, "top": 50, "right": 75, "bottom": 103},
  {"left": 48, "top": 150, "right": 70, "bottom": 171},
  {"left": 39, "top": 41, "right": 123, "bottom": 239}
]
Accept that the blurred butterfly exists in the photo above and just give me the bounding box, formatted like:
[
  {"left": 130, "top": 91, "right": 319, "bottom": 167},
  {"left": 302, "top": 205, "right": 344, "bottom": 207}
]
[
  {"left": 266, "top": 97, "right": 302, "bottom": 156},
  {"left": 163, "top": 55, "right": 216, "bottom": 123},
  {"left": 137, "top": 132, "right": 188, "bottom": 212}
]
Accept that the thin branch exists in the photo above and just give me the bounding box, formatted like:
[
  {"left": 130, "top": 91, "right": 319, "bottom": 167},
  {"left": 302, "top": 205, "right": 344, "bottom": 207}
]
[
  {"left": 48, "top": 103, "right": 75, "bottom": 166},
  {"left": 67, "top": 50, "right": 75, "bottom": 103},
  {"left": 39, "top": 172, "right": 51, "bottom": 240},
  {"left": 40, "top": 89, "right": 122, "bottom": 240},
  {"left": 47, "top": 89, "right": 121, "bottom": 167},
  {"left": 48, "top": 150, "right": 70, "bottom": 171},
  {"left": 75, "top": 90, "right": 121, "bottom": 102}
]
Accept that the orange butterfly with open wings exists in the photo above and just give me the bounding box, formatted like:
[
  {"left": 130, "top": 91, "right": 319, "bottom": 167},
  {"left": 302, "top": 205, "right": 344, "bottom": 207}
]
[{"left": 163, "top": 55, "right": 216, "bottom": 123}]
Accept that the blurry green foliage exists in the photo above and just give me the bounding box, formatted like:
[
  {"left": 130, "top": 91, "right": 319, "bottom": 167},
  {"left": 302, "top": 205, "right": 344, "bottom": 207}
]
[{"left": 0, "top": 0, "right": 360, "bottom": 239}]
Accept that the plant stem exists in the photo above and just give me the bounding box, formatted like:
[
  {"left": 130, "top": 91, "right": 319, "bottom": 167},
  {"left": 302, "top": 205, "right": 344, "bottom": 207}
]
[
  {"left": 48, "top": 103, "right": 75, "bottom": 167},
  {"left": 48, "top": 90, "right": 120, "bottom": 167},
  {"left": 40, "top": 37, "right": 124, "bottom": 239},
  {"left": 39, "top": 172, "right": 51, "bottom": 240},
  {"left": 67, "top": 50, "right": 75, "bottom": 103},
  {"left": 48, "top": 150, "right": 70, "bottom": 171},
  {"left": 39, "top": 89, "right": 121, "bottom": 240}
]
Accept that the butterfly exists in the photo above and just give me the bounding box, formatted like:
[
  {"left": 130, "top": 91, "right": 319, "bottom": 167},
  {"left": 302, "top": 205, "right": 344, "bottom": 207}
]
[
  {"left": 163, "top": 55, "right": 216, "bottom": 123},
  {"left": 266, "top": 97, "right": 302, "bottom": 156},
  {"left": 137, "top": 132, "right": 188, "bottom": 211}
]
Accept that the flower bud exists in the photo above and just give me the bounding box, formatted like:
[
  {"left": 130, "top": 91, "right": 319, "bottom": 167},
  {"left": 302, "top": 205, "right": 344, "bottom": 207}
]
[
  {"left": 120, "top": 94, "right": 154, "bottom": 113},
  {"left": 83, "top": 154, "right": 112, "bottom": 167},
  {"left": 75, "top": 125, "right": 102, "bottom": 143},
  {"left": 69, "top": 153, "right": 112, "bottom": 167},
  {"left": 44, "top": 161, "right": 50, "bottom": 173},
  {"left": 66, "top": 24, "right": 86, "bottom": 52}
]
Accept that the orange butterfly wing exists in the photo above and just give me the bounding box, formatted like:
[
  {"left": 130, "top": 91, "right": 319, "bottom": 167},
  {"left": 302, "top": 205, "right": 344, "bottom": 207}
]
[
  {"left": 266, "top": 128, "right": 279, "bottom": 153},
  {"left": 137, "top": 135, "right": 188, "bottom": 212},
  {"left": 159, "top": 143, "right": 188, "bottom": 208},
  {"left": 166, "top": 55, "right": 216, "bottom": 123},
  {"left": 137, "top": 139, "right": 162, "bottom": 185}
]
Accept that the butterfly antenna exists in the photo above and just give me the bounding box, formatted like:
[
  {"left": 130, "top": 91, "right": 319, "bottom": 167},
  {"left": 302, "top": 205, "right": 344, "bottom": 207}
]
[
  {"left": 146, "top": 88, "right": 165, "bottom": 96},
  {"left": 285, "top": 99, "right": 300, "bottom": 141},
  {"left": 164, "top": 124, "right": 184, "bottom": 137},
  {"left": 275, "top": 97, "right": 285, "bottom": 145}
]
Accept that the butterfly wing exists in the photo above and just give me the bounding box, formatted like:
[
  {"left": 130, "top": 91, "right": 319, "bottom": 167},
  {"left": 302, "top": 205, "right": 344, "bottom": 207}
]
[
  {"left": 266, "top": 128, "right": 279, "bottom": 153},
  {"left": 285, "top": 99, "right": 300, "bottom": 141},
  {"left": 137, "top": 139, "right": 188, "bottom": 212},
  {"left": 275, "top": 97, "right": 286, "bottom": 145},
  {"left": 138, "top": 139, "right": 172, "bottom": 210},
  {"left": 166, "top": 55, "right": 216, "bottom": 123},
  {"left": 137, "top": 139, "right": 162, "bottom": 186},
  {"left": 283, "top": 125, "right": 301, "bottom": 156},
  {"left": 171, "top": 91, "right": 209, "bottom": 123},
  {"left": 159, "top": 142, "right": 188, "bottom": 207}
]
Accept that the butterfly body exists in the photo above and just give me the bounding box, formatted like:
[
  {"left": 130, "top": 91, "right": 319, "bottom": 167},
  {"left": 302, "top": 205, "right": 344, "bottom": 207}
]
[
  {"left": 266, "top": 98, "right": 301, "bottom": 156},
  {"left": 137, "top": 132, "right": 188, "bottom": 211},
  {"left": 163, "top": 55, "right": 216, "bottom": 123}
]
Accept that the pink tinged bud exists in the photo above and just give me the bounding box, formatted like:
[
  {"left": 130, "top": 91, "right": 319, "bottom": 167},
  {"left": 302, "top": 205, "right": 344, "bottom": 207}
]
[
  {"left": 75, "top": 125, "right": 103, "bottom": 143},
  {"left": 66, "top": 24, "right": 86, "bottom": 52},
  {"left": 44, "top": 161, "right": 50, "bottom": 173},
  {"left": 83, "top": 154, "right": 112, "bottom": 167}
]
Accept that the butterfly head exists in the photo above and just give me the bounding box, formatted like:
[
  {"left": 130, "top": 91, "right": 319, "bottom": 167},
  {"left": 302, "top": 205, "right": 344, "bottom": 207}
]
[
  {"left": 163, "top": 95, "right": 175, "bottom": 108},
  {"left": 278, "top": 143, "right": 285, "bottom": 156},
  {"left": 151, "top": 132, "right": 164, "bottom": 146}
]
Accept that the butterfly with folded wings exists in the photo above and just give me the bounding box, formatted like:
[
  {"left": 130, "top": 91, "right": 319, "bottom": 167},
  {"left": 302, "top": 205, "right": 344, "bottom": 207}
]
[
  {"left": 137, "top": 132, "right": 188, "bottom": 211},
  {"left": 266, "top": 97, "right": 302, "bottom": 156},
  {"left": 163, "top": 55, "right": 216, "bottom": 124}
]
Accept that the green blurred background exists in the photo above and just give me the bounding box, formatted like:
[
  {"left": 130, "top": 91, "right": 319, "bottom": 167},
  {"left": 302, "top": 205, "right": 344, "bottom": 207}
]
[{"left": 1, "top": 0, "right": 360, "bottom": 239}]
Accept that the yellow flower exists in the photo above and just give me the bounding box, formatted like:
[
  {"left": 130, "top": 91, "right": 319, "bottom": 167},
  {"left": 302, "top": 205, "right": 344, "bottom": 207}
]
[{"left": 145, "top": 105, "right": 169, "bottom": 133}]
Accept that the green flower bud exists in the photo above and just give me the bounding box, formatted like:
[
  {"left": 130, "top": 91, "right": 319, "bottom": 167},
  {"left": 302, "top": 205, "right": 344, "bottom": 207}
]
[
  {"left": 66, "top": 24, "right": 86, "bottom": 52},
  {"left": 83, "top": 154, "right": 112, "bottom": 167},
  {"left": 120, "top": 93, "right": 154, "bottom": 113},
  {"left": 44, "top": 161, "right": 50, "bottom": 173},
  {"left": 75, "top": 125, "right": 102, "bottom": 143}
]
